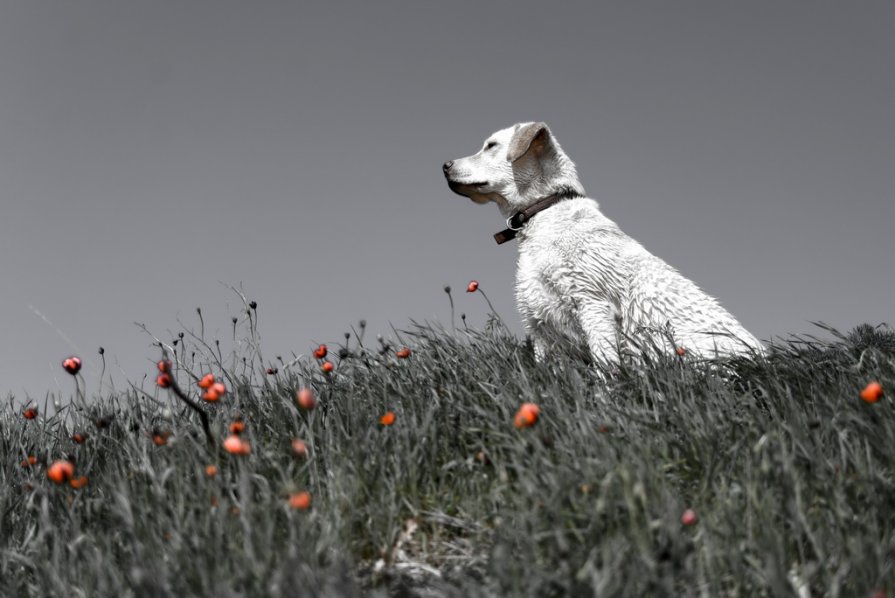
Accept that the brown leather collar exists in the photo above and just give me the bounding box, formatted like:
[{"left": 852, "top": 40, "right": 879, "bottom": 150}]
[{"left": 494, "top": 190, "right": 584, "bottom": 245}]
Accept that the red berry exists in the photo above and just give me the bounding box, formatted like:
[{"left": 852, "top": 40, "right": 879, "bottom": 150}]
[
  {"left": 313, "top": 344, "right": 328, "bottom": 359},
  {"left": 157, "top": 360, "right": 171, "bottom": 373},
  {"left": 198, "top": 373, "right": 215, "bottom": 389},
  {"left": 676, "top": 347, "right": 686, "bottom": 357},
  {"left": 395, "top": 347, "right": 411, "bottom": 359},
  {"left": 681, "top": 508, "right": 698, "bottom": 526},
  {"left": 321, "top": 361, "right": 334, "bottom": 373},
  {"left": 466, "top": 280, "right": 479, "bottom": 293},
  {"left": 23, "top": 407, "right": 38, "bottom": 420},
  {"left": 156, "top": 373, "right": 172, "bottom": 388}
]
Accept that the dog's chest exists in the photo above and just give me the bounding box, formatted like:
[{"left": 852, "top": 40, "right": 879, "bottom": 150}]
[{"left": 512, "top": 201, "right": 625, "bottom": 335}]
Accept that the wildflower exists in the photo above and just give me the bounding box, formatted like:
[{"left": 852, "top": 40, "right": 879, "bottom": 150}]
[
  {"left": 291, "top": 438, "right": 308, "bottom": 458},
  {"left": 152, "top": 430, "right": 171, "bottom": 446},
  {"left": 198, "top": 373, "right": 215, "bottom": 389},
  {"left": 466, "top": 280, "right": 479, "bottom": 293},
  {"left": 203, "top": 381, "right": 226, "bottom": 402},
  {"left": 23, "top": 407, "right": 37, "bottom": 420},
  {"left": 72, "top": 433, "right": 87, "bottom": 444},
  {"left": 313, "top": 344, "right": 328, "bottom": 359},
  {"left": 296, "top": 388, "right": 317, "bottom": 410},
  {"left": 156, "top": 373, "right": 172, "bottom": 388},
  {"left": 62, "top": 356, "right": 82, "bottom": 375},
  {"left": 861, "top": 381, "right": 884, "bottom": 403},
  {"left": 321, "top": 361, "right": 334, "bottom": 373},
  {"left": 69, "top": 476, "right": 89, "bottom": 490},
  {"left": 380, "top": 411, "right": 396, "bottom": 426},
  {"left": 21, "top": 455, "right": 37, "bottom": 468},
  {"left": 513, "top": 402, "right": 540, "bottom": 429},
  {"left": 681, "top": 508, "right": 698, "bottom": 526},
  {"left": 288, "top": 491, "right": 312, "bottom": 511},
  {"left": 47, "top": 460, "right": 75, "bottom": 484},
  {"left": 205, "top": 465, "right": 218, "bottom": 478},
  {"left": 223, "top": 434, "right": 251, "bottom": 455},
  {"left": 395, "top": 347, "right": 411, "bottom": 359}
]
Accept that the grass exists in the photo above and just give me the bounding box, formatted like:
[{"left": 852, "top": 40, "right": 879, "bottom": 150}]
[{"left": 1, "top": 295, "right": 894, "bottom": 597}]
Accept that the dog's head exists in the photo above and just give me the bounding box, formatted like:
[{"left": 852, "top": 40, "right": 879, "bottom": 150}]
[{"left": 442, "top": 122, "right": 585, "bottom": 214}]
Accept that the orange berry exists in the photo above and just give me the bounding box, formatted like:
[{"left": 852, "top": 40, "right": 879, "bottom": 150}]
[
  {"left": 72, "top": 433, "right": 87, "bottom": 444},
  {"left": 69, "top": 476, "right": 89, "bottom": 490},
  {"left": 513, "top": 402, "right": 540, "bottom": 429},
  {"left": 21, "top": 455, "right": 37, "bottom": 468},
  {"left": 288, "top": 491, "right": 312, "bottom": 511},
  {"left": 291, "top": 438, "right": 308, "bottom": 458},
  {"left": 47, "top": 460, "right": 75, "bottom": 484},
  {"left": 395, "top": 347, "right": 411, "bottom": 359},
  {"left": 156, "top": 373, "right": 172, "bottom": 388},
  {"left": 62, "top": 356, "right": 82, "bottom": 375},
  {"left": 296, "top": 387, "right": 317, "bottom": 410},
  {"left": 211, "top": 381, "right": 226, "bottom": 396},
  {"left": 321, "top": 361, "right": 334, "bottom": 373},
  {"left": 205, "top": 464, "right": 218, "bottom": 477},
  {"left": 313, "top": 344, "right": 328, "bottom": 359},
  {"left": 861, "top": 381, "right": 884, "bottom": 403},
  {"left": 379, "top": 411, "right": 396, "bottom": 426},
  {"left": 157, "top": 360, "right": 171, "bottom": 373},
  {"left": 229, "top": 420, "right": 246, "bottom": 435},
  {"left": 202, "top": 387, "right": 221, "bottom": 402},
  {"left": 466, "top": 280, "right": 479, "bottom": 293},
  {"left": 198, "top": 373, "right": 215, "bottom": 389},
  {"left": 23, "top": 407, "right": 37, "bottom": 420},
  {"left": 223, "top": 434, "right": 250, "bottom": 455},
  {"left": 681, "top": 508, "right": 698, "bottom": 526}
]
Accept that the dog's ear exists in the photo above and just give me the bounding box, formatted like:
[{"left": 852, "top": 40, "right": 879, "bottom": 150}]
[{"left": 507, "top": 122, "right": 551, "bottom": 163}]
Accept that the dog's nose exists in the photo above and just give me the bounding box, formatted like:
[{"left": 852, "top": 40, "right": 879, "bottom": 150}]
[{"left": 442, "top": 160, "right": 454, "bottom": 174}]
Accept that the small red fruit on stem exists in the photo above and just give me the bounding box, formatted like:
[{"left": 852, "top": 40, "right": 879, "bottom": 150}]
[
  {"left": 313, "top": 344, "right": 328, "bottom": 359},
  {"left": 395, "top": 347, "right": 411, "bottom": 359},
  {"left": 380, "top": 411, "right": 396, "bottom": 426},
  {"left": 466, "top": 280, "right": 479, "bottom": 293}
]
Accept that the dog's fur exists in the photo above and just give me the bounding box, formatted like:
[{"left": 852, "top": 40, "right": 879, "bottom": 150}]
[{"left": 443, "top": 122, "right": 763, "bottom": 363}]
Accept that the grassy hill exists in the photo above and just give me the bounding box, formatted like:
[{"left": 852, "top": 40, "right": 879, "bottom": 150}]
[{"left": 2, "top": 303, "right": 894, "bottom": 596}]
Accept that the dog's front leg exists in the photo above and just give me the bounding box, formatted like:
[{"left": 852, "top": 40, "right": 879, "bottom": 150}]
[{"left": 578, "top": 299, "right": 623, "bottom": 367}]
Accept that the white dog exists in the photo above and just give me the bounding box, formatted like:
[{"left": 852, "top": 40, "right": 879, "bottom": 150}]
[{"left": 443, "top": 122, "right": 763, "bottom": 364}]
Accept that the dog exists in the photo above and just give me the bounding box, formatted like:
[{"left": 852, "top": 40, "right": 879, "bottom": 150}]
[{"left": 443, "top": 122, "right": 763, "bottom": 364}]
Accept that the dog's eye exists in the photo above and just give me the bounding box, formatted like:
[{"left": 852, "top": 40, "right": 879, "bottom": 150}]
[{"left": 485, "top": 141, "right": 497, "bottom": 150}]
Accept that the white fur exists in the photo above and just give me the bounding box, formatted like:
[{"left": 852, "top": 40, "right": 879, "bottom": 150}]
[{"left": 444, "top": 122, "right": 763, "bottom": 364}]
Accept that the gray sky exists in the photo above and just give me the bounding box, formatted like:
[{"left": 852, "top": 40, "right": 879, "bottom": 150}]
[{"left": 2, "top": 1, "right": 893, "bottom": 400}]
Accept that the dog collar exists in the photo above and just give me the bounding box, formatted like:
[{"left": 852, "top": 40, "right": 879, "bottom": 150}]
[{"left": 494, "top": 191, "right": 583, "bottom": 245}]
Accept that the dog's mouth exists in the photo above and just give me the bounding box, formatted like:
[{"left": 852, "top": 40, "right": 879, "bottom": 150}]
[{"left": 447, "top": 180, "right": 488, "bottom": 195}]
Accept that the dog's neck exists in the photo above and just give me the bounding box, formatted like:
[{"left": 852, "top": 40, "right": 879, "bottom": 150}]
[{"left": 493, "top": 187, "right": 585, "bottom": 245}]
